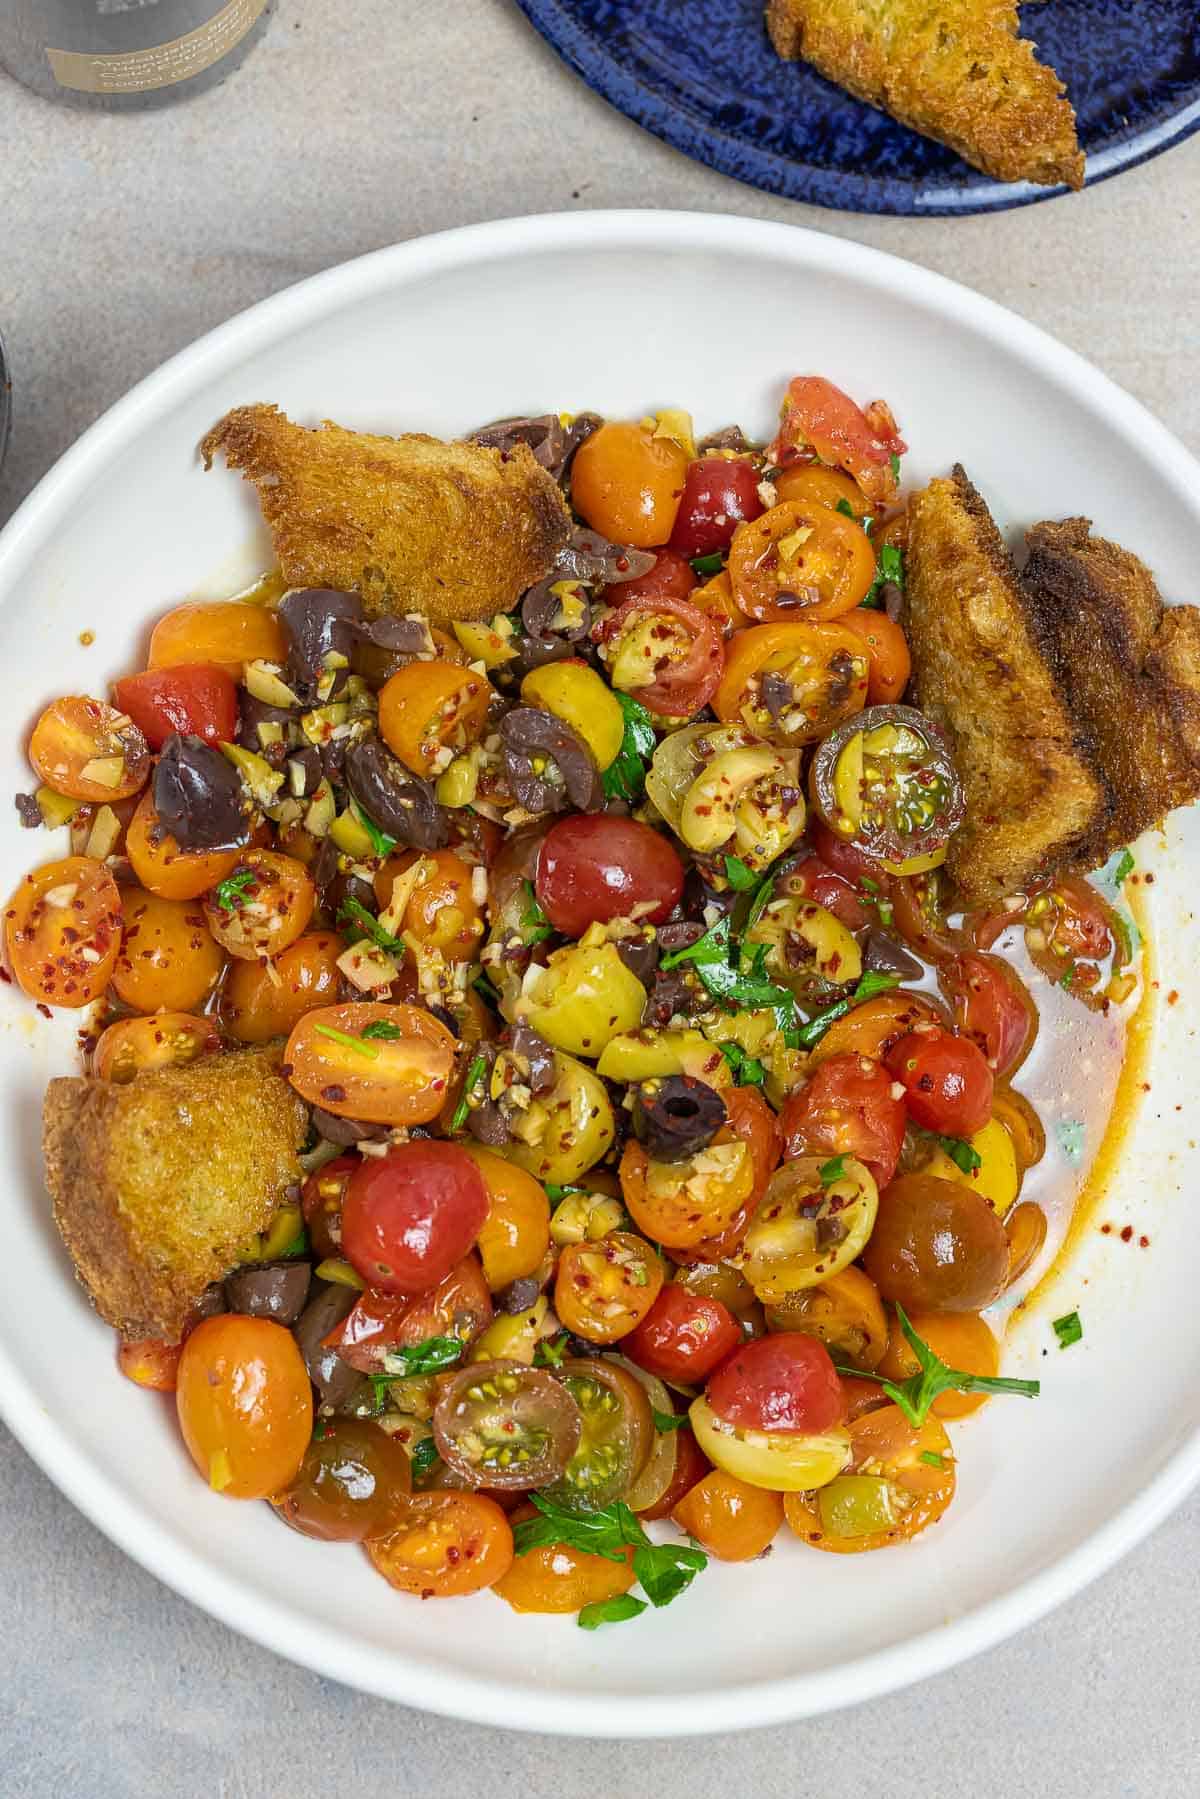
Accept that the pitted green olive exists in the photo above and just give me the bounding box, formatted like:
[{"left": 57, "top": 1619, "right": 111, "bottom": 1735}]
[
  {"left": 520, "top": 939, "right": 646, "bottom": 1058},
  {"left": 505, "top": 1051, "right": 616, "bottom": 1186}
]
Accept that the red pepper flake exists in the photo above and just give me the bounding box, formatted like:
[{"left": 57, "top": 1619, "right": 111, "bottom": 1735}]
[
  {"left": 1100, "top": 1223, "right": 1112, "bottom": 1234},
  {"left": 1139, "top": 1235, "right": 1151, "bottom": 1248},
  {"left": 1168, "top": 990, "right": 1179, "bottom": 1005},
  {"left": 1120, "top": 1225, "right": 1134, "bottom": 1243}
]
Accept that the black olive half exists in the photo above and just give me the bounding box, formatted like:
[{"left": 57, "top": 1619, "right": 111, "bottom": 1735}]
[{"left": 633, "top": 1075, "right": 727, "bottom": 1162}]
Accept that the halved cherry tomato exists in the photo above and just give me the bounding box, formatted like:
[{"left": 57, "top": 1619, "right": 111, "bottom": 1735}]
[
  {"left": 672, "top": 1469, "right": 783, "bottom": 1561},
  {"left": 862, "top": 1172, "right": 1008, "bottom": 1313},
  {"left": 272, "top": 1417, "right": 413, "bottom": 1542},
  {"left": 378, "top": 659, "right": 493, "bottom": 779},
  {"left": 636, "top": 1425, "right": 711, "bottom": 1523},
  {"left": 689, "top": 1395, "right": 849, "bottom": 1493},
  {"left": 433, "top": 1360, "right": 582, "bottom": 1490},
  {"left": 110, "top": 889, "right": 224, "bottom": 1013},
  {"left": 93, "top": 1011, "right": 220, "bottom": 1082},
  {"left": 112, "top": 665, "right": 238, "bottom": 750},
  {"left": 772, "top": 463, "right": 871, "bottom": 520},
  {"left": 176, "top": 1315, "right": 312, "bottom": 1500},
  {"left": 728, "top": 501, "right": 875, "bottom": 623},
  {"left": 810, "top": 704, "right": 964, "bottom": 876},
  {"left": 594, "top": 593, "right": 724, "bottom": 717},
  {"left": 342, "top": 1141, "right": 489, "bottom": 1296},
  {"left": 1024, "top": 876, "right": 1125, "bottom": 1007},
  {"left": 1004, "top": 1200, "right": 1049, "bottom": 1288},
  {"left": 622, "top": 1285, "right": 742, "bottom": 1383},
  {"left": 780, "top": 1053, "right": 907, "bottom": 1189},
  {"left": 493, "top": 1506, "right": 636, "bottom": 1613},
  {"left": 725, "top": 1084, "right": 784, "bottom": 1207},
  {"left": 992, "top": 1086, "right": 1046, "bottom": 1171},
  {"left": 768, "top": 377, "right": 905, "bottom": 508},
  {"left": 571, "top": 419, "right": 689, "bottom": 547},
  {"left": 938, "top": 950, "right": 1038, "bottom": 1078},
  {"left": 778, "top": 850, "right": 872, "bottom": 932},
  {"left": 285, "top": 1002, "right": 457, "bottom": 1125},
  {"left": 4, "top": 856, "right": 122, "bottom": 1006},
  {"left": 606, "top": 547, "right": 697, "bottom": 604},
  {"left": 877, "top": 1308, "right": 999, "bottom": 1419},
  {"left": 460, "top": 1145, "right": 551, "bottom": 1291},
  {"left": 300, "top": 1155, "right": 354, "bottom": 1261},
  {"left": 202, "top": 851, "right": 314, "bottom": 962},
  {"left": 29, "top": 696, "right": 150, "bottom": 802},
  {"left": 706, "top": 1332, "right": 845, "bottom": 1436},
  {"left": 535, "top": 813, "right": 684, "bottom": 935},
  {"left": 117, "top": 1337, "right": 182, "bottom": 1391},
  {"left": 148, "top": 601, "right": 285, "bottom": 678},
  {"left": 690, "top": 570, "right": 753, "bottom": 635},
  {"left": 810, "top": 989, "right": 949, "bottom": 1068},
  {"left": 222, "top": 929, "right": 342, "bottom": 1044},
  {"left": 372, "top": 848, "right": 485, "bottom": 958},
  {"left": 543, "top": 1357, "right": 653, "bottom": 1512},
  {"left": 784, "top": 1405, "right": 954, "bottom": 1552},
  {"left": 890, "top": 868, "right": 962, "bottom": 963},
  {"left": 330, "top": 1254, "right": 493, "bottom": 1373},
  {"left": 764, "top": 1266, "right": 889, "bottom": 1372},
  {"left": 712, "top": 620, "right": 868, "bottom": 746},
  {"left": 125, "top": 790, "right": 243, "bottom": 902},
  {"left": 365, "top": 1491, "right": 513, "bottom": 1596},
  {"left": 839, "top": 609, "right": 911, "bottom": 706},
  {"left": 669, "top": 456, "right": 764, "bottom": 557},
  {"left": 886, "top": 1026, "right": 993, "bottom": 1137},
  {"left": 620, "top": 1131, "right": 754, "bottom": 1252},
  {"left": 554, "top": 1231, "right": 664, "bottom": 1343}
]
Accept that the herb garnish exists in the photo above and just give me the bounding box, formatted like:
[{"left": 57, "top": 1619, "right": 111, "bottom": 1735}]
[
  {"left": 819, "top": 1155, "right": 848, "bottom": 1185},
  {"left": 652, "top": 1409, "right": 690, "bottom": 1433},
  {"left": 313, "top": 1022, "right": 380, "bottom": 1060},
  {"left": 409, "top": 1436, "right": 441, "bottom": 1481},
  {"left": 279, "top": 1227, "right": 310, "bottom": 1258},
  {"left": 451, "top": 1053, "right": 487, "bottom": 1131},
  {"left": 578, "top": 1595, "right": 648, "bottom": 1630},
  {"left": 520, "top": 879, "right": 553, "bottom": 944},
  {"left": 215, "top": 868, "right": 256, "bottom": 912},
  {"left": 889, "top": 451, "right": 902, "bottom": 481},
  {"left": 1052, "top": 1310, "right": 1083, "bottom": 1350},
  {"left": 337, "top": 896, "right": 404, "bottom": 954},
  {"left": 919, "top": 1450, "right": 946, "bottom": 1470},
  {"left": 602, "top": 692, "right": 656, "bottom": 803},
  {"left": 381, "top": 1335, "right": 465, "bottom": 1378},
  {"left": 793, "top": 971, "right": 901, "bottom": 1050},
  {"left": 723, "top": 854, "right": 759, "bottom": 892},
  {"left": 472, "top": 971, "right": 501, "bottom": 1008},
  {"left": 834, "top": 1305, "right": 1039, "bottom": 1427},
  {"left": 1111, "top": 849, "right": 1135, "bottom": 887},
  {"left": 690, "top": 552, "right": 724, "bottom": 576},
  {"left": 934, "top": 1134, "right": 982, "bottom": 1175},
  {"left": 660, "top": 914, "right": 800, "bottom": 1038},
  {"left": 514, "top": 1494, "right": 707, "bottom": 1620},
  {"left": 717, "top": 1041, "right": 765, "bottom": 1087},
  {"left": 360, "top": 1019, "right": 403, "bottom": 1042},
  {"left": 350, "top": 799, "right": 397, "bottom": 858},
  {"left": 533, "top": 1333, "right": 570, "bottom": 1368},
  {"left": 544, "top": 1183, "right": 586, "bottom": 1202},
  {"left": 861, "top": 541, "right": 904, "bottom": 611}
]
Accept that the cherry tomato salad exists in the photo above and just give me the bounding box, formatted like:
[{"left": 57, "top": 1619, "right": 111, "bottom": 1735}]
[{"left": 7, "top": 376, "right": 1140, "bottom": 1625}]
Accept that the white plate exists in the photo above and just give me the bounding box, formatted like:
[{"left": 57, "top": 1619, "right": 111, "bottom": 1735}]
[{"left": 1, "top": 212, "right": 1198, "bottom": 1738}]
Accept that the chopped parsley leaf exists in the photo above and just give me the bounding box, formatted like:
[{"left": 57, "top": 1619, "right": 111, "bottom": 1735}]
[
  {"left": 533, "top": 1333, "right": 570, "bottom": 1368},
  {"left": 214, "top": 868, "right": 256, "bottom": 912},
  {"left": 601, "top": 692, "right": 657, "bottom": 803},
  {"left": 451, "top": 1053, "right": 487, "bottom": 1132},
  {"left": 717, "top": 1041, "right": 765, "bottom": 1087},
  {"left": 834, "top": 498, "right": 857, "bottom": 520},
  {"left": 520, "top": 879, "right": 553, "bottom": 944},
  {"left": 819, "top": 1155, "right": 848, "bottom": 1185},
  {"left": 514, "top": 1494, "right": 707, "bottom": 1613},
  {"left": 690, "top": 552, "right": 724, "bottom": 576},
  {"left": 794, "top": 971, "right": 901, "bottom": 1050},
  {"left": 313, "top": 1022, "right": 380, "bottom": 1060},
  {"left": 934, "top": 1134, "right": 982, "bottom": 1175},
  {"left": 279, "top": 1228, "right": 309, "bottom": 1258},
  {"left": 409, "top": 1436, "right": 441, "bottom": 1481},
  {"left": 1112, "top": 849, "right": 1135, "bottom": 886},
  {"left": 360, "top": 1018, "right": 403, "bottom": 1041},
  {"left": 724, "top": 854, "right": 759, "bottom": 892},
  {"left": 861, "top": 541, "right": 905, "bottom": 611},
  {"left": 381, "top": 1335, "right": 465, "bottom": 1378},
  {"left": 660, "top": 914, "right": 799, "bottom": 1037},
  {"left": 578, "top": 1595, "right": 648, "bottom": 1630},
  {"left": 889, "top": 451, "right": 901, "bottom": 480},
  {"left": 652, "top": 1409, "right": 690, "bottom": 1433},
  {"left": 833, "top": 1305, "right": 1039, "bottom": 1427},
  {"left": 337, "top": 897, "right": 404, "bottom": 954},
  {"left": 1052, "top": 1311, "right": 1083, "bottom": 1350},
  {"left": 350, "top": 799, "right": 397, "bottom": 858}
]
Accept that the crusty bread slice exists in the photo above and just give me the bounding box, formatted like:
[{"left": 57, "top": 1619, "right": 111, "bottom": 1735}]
[
  {"left": 201, "top": 405, "right": 571, "bottom": 626},
  {"left": 1021, "top": 518, "right": 1200, "bottom": 864},
  {"left": 904, "top": 467, "right": 1106, "bottom": 903},
  {"left": 766, "top": 0, "right": 1084, "bottom": 190},
  {"left": 43, "top": 1047, "right": 307, "bottom": 1342}
]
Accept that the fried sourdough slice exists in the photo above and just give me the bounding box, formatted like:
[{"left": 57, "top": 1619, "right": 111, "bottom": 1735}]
[
  {"left": 1021, "top": 518, "right": 1200, "bottom": 866},
  {"left": 201, "top": 404, "right": 571, "bottom": 625},
  {"left": 765, "top": 0, "right": 1084, "bottom": 190},
  {"left": 43, "top": 1047, "right": 308, "bottom": 1342},
  {"left": 903, "top": 466, "right": 1106, "bottom": 904}
]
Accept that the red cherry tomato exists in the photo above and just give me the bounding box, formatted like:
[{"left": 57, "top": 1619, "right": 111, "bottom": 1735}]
[
  {"left": 706, "top": 1333, "right": 845, "bottom": 1436},
  {"left": 111, "top": 665, "right": 239, "bottom": 750},
  {"left": 782, "top": 850, "right": 872, "bottom": 932},
  {"left": 594, "top": 594, "right": 724, "bottom": 718},
  {"left": 606, "top": 549, "right": 696, "bottom": 605},
  {"left": 767, "top": 376, "right": 906, "bottom": 508},
  {"left": 622, "top": 1285, "right": 742, "bottom": 1383},
  {"left": 331, "top": 1255, "right": 494, "bottom": 1373},
  {"left": 938, "top": 951, "right": 1039, "bottom": 1079},
  {"left": 535, "top": 814, "right": 684, "bottom": 937},
  {"left": 300, "top": 1155, "right": 355, "bottom": 1261},
  {"left": 886, "top": 1027, "right": 994, "bottom": 1138},
  {"left": 809, "top": 817, "right": 888, "bottom": 888},
  {"left": 669, "top": 457, "right": 765, "bottom": 558},
  {"left": 779, "top": 1052, "right": 907, "bottom": 1189},
  {"left": 341, "top": 1142, "right": 489, "bottom": 1296}
]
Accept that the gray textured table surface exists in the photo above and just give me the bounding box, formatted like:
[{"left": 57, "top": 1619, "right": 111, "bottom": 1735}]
[{"left": 3, "top": 4, "right": 1199, "bottom": 1794}]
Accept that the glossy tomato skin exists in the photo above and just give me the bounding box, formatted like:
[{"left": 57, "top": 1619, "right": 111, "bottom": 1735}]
[
  {"left": 341, "top": 1142, "right": 490, "bottom": 1297},
  {"left": 706, "top": 1332, "right": 845, "bottom": 1436},
  {"left": 939, "top": 951, "right": 1038, "bottom": 1079},
  {"left": 535, "top": 814, "right": 684, "bottom": 937},
  {"left": 636, "top": 1425, "right": 711, "bottom": 1522},
  {"left": 669, "top": 457, "right": 765, "bottom": 558},
  {"left": 594, "top": 594, "right": 724, "bottom": 717},
  {"left": 887, "top": 1027, "right": 993, "bottom": 1138},
  {"left": 331, "top": 1255, "right": 494, "bottom": 1373},
  {"left": 112, "top": 665, "right": 238, "bottom": 750},
  {"left": 175, "top": 1315, "right": 312, "bottom": 1500},
  {"left": 272, "top": 1417, "right": 412, "bottom": 1542},
  {"left": 607, "top": 548, "right": 696, "bottom": 605},
  {"left": 782, "top": 851, "right": 872, "bottom": 931},
  {"left": 623, "top": 1285, "right": 742, "bottom": 1383},
  {"left": 780, "top": 1053, "right": 907, "bottom": 1189},
  {"left": 365, "top": 1491, "right": 513, "bottom": 1598}
]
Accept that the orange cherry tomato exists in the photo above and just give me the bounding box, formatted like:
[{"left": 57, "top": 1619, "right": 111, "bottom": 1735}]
[
  {"left": 176, "top": 1315, "right": 312, "bottom": 1500},
  {"left": 672, "top": 1469, "right": 783, "bottom": 1562},
  {"left": 871, "top": 510, "right": 909, "bottom": 555},
  {"left": 93, "top": 1011, "right": 221, "bottom": 1082},
  {"left": 876, "top": 1308, "right": 1000, "bottom": 1419},
  {"left": 570, "top": 419, "right": 689, "bottom": 548},
  {"left": 839, "top": 608, "right": 912, "bottom": 705},
  {"left": 554, "top": 1231, "right": 664, "bottom": 1344},
  {"left": 494, "top": 1509, "right": 636, "bottom": 1613},
  {"left": 365, "top": 1491, "right": 514, "bottom": 1597},
  {"left": 29, "top": 695, "right": 150, "bottom": 802},
  {"left": 636, "top": 1425, "right": 711, "bottom": 1522},
  {"left": 373, "top": 848, "right": 485, "bottom": 958},
  {"left": 148, "top": 601, "right": 285, "bottom": 677},
  {"left": 840, "top": 1374, "right": 890, "bottom": 1421},
  {"left": 117, "top": 1336, "right": 182, "bottom": 1392},
  {"left": 764, "top": 1267, "right": 889, "bottom": 1372},
  {"left": 460, "top": 1145, "right": 551, "bottom": 1291},
  {"left": 111, "top": 889, "right": 225, "bottom": 1013},
  {"left": 728, "top": 501, "right": 875, "bottom": 624},
  {"left": 808, "top": 989, "right": 948, "bottom": 1067},
  {"left": 125, "top": 790, "right": 243, "bottom": 902},
  {"left": 768, "top": 377, "right": 905, "bottom": 509},
  {"left": 1004, "top": 1200, "right": 1049, "bottom": 1287},
  {"left": 724, "top": 1085, "right": 782, "bottom": 1208},
  {"left": 690, "top": 570, "right": 752, "bottom": 635},
  {"left": 202, "top": 851, "right": 315, "bottom": 962},
  {"left": 784, "top": 1404, "right": 954, "bottom": 1553},
  {"left": 620, "top": 1132, "right": 754, "bottom": 1252},
  {"left": 772, "top": 463, "right": 872, "bottom": 520},
  {"left": 285, "top": 1001, "right": 457, "bottom": 1125},
  {"left": 4, "top": 856, "right": 122, "bottom": 1007},
  {"left": 222, "top": 929, "right": 342, "bottom": 1044},
  {"left": 712, "top": 620, "right": 868, "bottom": 747},
  {"left": 377, "top": 659, "right": 493, "bottom": 779}
]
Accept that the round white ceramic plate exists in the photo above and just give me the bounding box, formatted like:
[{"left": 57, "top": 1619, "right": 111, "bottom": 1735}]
[{"left": 1, "top": 212, "right": 1199, "bottom": 1738}]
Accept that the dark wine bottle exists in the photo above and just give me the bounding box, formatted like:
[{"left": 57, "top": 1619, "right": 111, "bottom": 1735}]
[{"left": 0, "top": 0, "right": 273, "bottom": 109}]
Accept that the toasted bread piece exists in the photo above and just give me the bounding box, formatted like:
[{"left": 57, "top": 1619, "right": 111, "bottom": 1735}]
[
  {"left": 766, "top": 0, "right": 1084, "bottom": 189},
  {"left": 1021, "top": 518, "right": 1200, "bottom": 863},
  {"left": 43, "top": 1047, "right": 307, "bottom": 1342},
  {"left": 904, "top": 467, "right": 1106, "bottom": 903},
  {"left": 201, "top": 405, "right": 571, "bottom": 626}
]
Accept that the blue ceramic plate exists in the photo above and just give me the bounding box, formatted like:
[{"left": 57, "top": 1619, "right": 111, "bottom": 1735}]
[{"left": 515, "top": 0, "right": 1200, "bottom": 216}]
